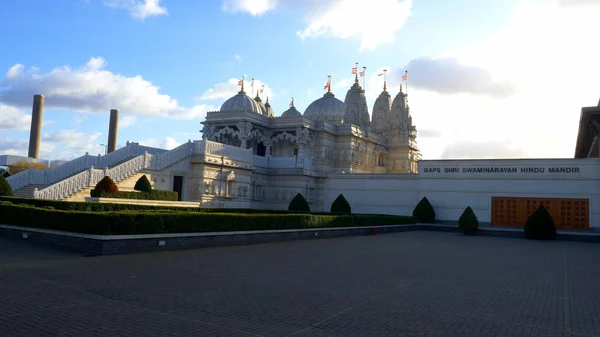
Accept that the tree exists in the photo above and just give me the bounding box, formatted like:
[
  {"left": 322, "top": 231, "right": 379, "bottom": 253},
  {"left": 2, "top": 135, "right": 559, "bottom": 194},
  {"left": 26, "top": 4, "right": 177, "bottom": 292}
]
[
  {"left": 524, "top": 204, "right": 556, "bottom": 240},
  {"left": 288, "top": 193, "right": 310, "bottom": 212},
  {"left": 94, "top": 176, "right": 119, "bottom": 193},
  {"left": 134, "top": 175, "right": 152, "bottom": 192},
  {"left": 458, "top": 206, "right": 479, "bottom": 235},
  {"left": 413, "top": 197, "right": 435, "bottom": 223},
  {"left": 0, "top": 175, "right": 14, "bottom": 197},
  {"left": 9, "top": 160, "right": 48, "bottom": 175},
  {"left": 330, "top": 194, "right": 351, "bottom": 213}
]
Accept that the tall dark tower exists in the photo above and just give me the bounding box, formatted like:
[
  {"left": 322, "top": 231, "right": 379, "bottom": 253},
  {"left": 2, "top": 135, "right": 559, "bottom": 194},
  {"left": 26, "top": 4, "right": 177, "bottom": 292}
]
[
  {"left": 107, "top": 109, "right": 119, "bottom": 153},
  {"left": 28, "top": 94, "right": 44, "bottom": 159}
]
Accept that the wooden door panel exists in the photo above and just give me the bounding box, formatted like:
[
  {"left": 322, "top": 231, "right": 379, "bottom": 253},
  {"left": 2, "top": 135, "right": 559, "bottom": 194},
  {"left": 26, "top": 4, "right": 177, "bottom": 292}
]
[{"left": 491, "top": 197, "right": 589, "bottom": 230}]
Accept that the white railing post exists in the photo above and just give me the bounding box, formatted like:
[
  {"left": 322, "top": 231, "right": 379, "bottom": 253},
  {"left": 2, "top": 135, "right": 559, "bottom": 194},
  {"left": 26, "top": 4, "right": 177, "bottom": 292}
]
[
  {"left": 33, "top": 188, "right": 38, "bottom": 199},
  {"left": 104, "top": 167, "right": 109, "bottom": 178},
  {"left": 88, "top": 166, "right": 94, "bottom": 186}
]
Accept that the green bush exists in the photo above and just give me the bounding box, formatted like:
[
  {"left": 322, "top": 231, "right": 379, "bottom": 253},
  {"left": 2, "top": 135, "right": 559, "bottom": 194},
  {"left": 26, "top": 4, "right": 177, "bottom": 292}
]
[
  {"left": 288, "top": 193, "right": 310, "bottom": 212},
  {"left": 0, "top": 202, "right": 417, "bottom": 235},
  {"left": 2, "top": 171, "right": 10, "bottom": 178},
  {"left": 91, "top": 189, "right": 178, "bottom": 201},
  {"left": 413, "top": 197, "right": 435, "bottom": 223},
  {"left": 458, "top": 206, "right": 479, "bottom": 235},
  {"left": 330, "top": 194, "right": 351, "bottom": 213},
  {"left": 0, "top": 175, "right": 13, "bottom": 197},
  {"left": 95, "top": 176, "right": 118, "bottom": 193},
  {"left": 134, "top": 175, "right": 152, "bottom": 192},
  {"left": 524, "top": 205, "right": 556, "bottom": 240}
]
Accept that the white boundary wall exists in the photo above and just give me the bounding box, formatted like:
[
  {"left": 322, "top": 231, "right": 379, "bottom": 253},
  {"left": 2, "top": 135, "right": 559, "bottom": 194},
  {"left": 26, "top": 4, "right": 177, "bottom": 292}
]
[{"left": 324, "top": 158, "right": 600, "bottom": 228}]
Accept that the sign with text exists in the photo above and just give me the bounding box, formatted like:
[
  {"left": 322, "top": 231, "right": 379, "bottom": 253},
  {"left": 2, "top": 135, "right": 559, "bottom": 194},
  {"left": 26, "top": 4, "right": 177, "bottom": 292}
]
[{"left": 422, "top": 166, "right": 581, "bottom": 174}]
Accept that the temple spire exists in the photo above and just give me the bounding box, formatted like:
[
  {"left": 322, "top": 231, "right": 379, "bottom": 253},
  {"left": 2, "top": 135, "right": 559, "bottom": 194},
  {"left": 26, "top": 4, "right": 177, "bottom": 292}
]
[
  {"left": 241, "top": 74, "right": 246, "bottom": 92},
  {"left": 327, "top": 75, "right": 332, "bottom": 92},
  {"left": 354, "top": 62, "right": 359, "bottom": 84}
]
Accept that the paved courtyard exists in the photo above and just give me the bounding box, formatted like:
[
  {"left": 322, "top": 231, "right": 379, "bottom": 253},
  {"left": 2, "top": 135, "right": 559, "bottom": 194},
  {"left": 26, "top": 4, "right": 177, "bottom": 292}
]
[{"left": 1, "top": 232, "right": 600, "bottom": 337}]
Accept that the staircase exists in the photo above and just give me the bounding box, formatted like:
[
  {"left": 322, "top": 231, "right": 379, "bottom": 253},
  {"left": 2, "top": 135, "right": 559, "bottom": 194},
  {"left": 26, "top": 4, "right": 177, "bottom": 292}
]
[
  {"left": 13, "top": 184, "right": 49, "bottom": 198},
  {"left": 10, "top": 141, "right": 194, "bottom": 201},
  {"left": 64, "top": 172, "right": 152, "bottom": 202}
]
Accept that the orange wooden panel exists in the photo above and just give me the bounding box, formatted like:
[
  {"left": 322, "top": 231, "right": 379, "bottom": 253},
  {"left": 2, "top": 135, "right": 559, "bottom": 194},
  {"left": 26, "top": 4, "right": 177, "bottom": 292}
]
[{"left": 491, "top": 197, "right": 589, "bottom": 230}]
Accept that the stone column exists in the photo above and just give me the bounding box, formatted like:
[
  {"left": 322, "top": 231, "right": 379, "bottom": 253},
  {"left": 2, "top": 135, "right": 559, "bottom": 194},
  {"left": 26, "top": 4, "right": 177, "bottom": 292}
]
[
  {"left": 28, "top": 94, "right": 44, "bottom": 159},
  {"left": 107, "top": 109, "right": 119, "bottom": 153}
]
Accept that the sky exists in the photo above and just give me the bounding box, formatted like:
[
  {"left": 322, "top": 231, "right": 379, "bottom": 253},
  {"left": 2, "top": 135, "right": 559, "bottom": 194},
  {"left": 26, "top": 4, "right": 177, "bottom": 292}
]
[{"left": 1, "top": 0, "right": 600, "bottom": 160}]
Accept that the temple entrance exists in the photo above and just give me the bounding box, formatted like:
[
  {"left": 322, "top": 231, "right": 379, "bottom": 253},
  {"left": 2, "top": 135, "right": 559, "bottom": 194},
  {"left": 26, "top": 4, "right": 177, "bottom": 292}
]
[
  {"left": 172, "top": 175, "right": 183, "bottom": 201},
  {"left": 491, "top": 197, "right": 589, "bottom": 230}
]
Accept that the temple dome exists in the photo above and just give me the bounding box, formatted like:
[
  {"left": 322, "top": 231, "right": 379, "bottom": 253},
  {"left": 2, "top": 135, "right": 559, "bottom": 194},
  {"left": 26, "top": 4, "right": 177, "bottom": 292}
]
[
  {"left": 281, "top": 106, "right": 302, "bottom": 118},
  {"left": 304, "top": 91, "right": 346, "bottom": 123},
  {"left": 220, "top": 90, "right": 263, "bottom": 114}
]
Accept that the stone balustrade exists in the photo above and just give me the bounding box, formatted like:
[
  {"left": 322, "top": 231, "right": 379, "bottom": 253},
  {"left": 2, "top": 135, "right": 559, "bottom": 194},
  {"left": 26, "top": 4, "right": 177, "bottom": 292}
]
[
  {"left": 7, "top": 142, "right": 145, "bottom": 191},
  {"left": 193, "top": 140, "right": 252, "bottom": 163}
]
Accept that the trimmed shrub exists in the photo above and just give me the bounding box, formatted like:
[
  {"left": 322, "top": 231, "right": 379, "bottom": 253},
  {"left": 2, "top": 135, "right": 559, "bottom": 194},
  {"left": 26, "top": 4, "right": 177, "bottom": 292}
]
[
  {"left": 0, "top": 202, "right": 417, "bottom": 235},
  {"left": 2, "top": 171, "right": 10, "bottom": 178},
  {"left": 288, "top": 193, "right": 310, "bottom": 212},
  {"left": 524, "top": 204, "right": 556, "bottom": 240},
  {"left": 413, "top": 197, "right": 435, "bottom": 223},
  {"left": 94, "top": 176, "right": 119, "bottom": 193},
  {"left": 134, "top": 175, "right": 152, "bottom": 192},
  {"left": 91, "top": 189, "right": 178, "bottom": 201},
  {"left": 0, "top": 175, "right": 13, "bottom": 197},
  {"left": 458, "top": 206, "right": 479, "bottom": 235},
  {"left": 330, "top": 194, "right": 351, "bottom": 213}
]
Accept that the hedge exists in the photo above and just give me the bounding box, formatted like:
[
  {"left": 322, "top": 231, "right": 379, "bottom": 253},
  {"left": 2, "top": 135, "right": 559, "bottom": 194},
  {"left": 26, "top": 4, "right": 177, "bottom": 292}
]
[
  {"left": 0, "top": 202, "right": 417, "bottom": 235},
  {"left": 90, "top": 189, "right": 179, "bottom": 201}
]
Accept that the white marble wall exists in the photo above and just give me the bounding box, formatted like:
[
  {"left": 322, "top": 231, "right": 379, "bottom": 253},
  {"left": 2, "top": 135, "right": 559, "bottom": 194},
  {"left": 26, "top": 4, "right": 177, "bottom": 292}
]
[{"left": 324, "top": 158, "right": 600, "bottom": 228}]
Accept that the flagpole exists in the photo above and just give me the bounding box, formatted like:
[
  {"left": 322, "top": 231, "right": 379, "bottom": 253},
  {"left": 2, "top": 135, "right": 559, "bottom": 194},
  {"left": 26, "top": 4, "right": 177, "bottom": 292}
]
[
  {"left": 362, "top": 66, "right": 366, "bottom": 90},
  {"left": 405, "top": 70, "right": 408, "bottom": 95},
  {"left": 384, "top": 69, "right": 387, "bottom": 91}
]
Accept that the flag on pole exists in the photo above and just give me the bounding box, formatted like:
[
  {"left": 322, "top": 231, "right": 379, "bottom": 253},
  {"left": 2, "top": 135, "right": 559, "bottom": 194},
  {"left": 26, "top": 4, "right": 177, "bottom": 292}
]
[
  {"left": 323, "top": 82, "right": 329, "bottom": 90},
  {"left": 352, "top": 67, "right": 357, "bottom": 74},
  {"left": 251, "top": 78, "right": 255, "bottom": 87},
  {"left": 237, "top": 79, "right": 243, "bottom": 86},
  {"left": 289, "top": 97, "right": 294, "bottom": 107},
  {"left": 402, "top": 74, "right": 407, "bottom": 81},
  {"left": 359, "top": 71, "right": 365, "bottom": 77}
]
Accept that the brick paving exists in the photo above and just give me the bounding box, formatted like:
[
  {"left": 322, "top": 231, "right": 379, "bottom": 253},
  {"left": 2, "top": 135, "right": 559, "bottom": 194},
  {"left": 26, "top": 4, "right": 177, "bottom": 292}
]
[{"left": 1, "top": 232, "right": 600, "bottom": 336}]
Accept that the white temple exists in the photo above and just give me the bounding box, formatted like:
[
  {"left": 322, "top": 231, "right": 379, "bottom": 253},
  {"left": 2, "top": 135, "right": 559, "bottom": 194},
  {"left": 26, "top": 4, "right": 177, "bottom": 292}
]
[{"left": 7, "top": 75, "right": 600, "bottom": 229}]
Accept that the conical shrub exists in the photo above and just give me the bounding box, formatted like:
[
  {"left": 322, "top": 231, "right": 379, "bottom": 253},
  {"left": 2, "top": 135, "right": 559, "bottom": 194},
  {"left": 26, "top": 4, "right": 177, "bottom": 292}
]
[
  {"left": 288, "top": 193, "right": 310, "bottom": 212},
  {"left": 524, "top": 204, "right": 556, "bottom": 240},
  {"left": 330, "top": 194, "right": 351, "bottom": 213},
  {"left": 0, "top": 174, "right": 13, "bottom": 197},
  {"left": 413, "top": 197, "right": 435, "bottom": 223},
  {"left": 458, "top": 206, "right": 479, "bottom": 235},
  {"left": 134, "top": 175, "right": 152, "bottom": 192},
  {"left": 94, "top": 176, "right": 119, "bottom": 193}
]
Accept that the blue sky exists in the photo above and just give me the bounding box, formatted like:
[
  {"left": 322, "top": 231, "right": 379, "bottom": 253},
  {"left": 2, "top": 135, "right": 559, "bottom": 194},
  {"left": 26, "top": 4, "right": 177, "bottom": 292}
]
[{"left": 1, "top": 0, "right": 599, "bottom": 160}]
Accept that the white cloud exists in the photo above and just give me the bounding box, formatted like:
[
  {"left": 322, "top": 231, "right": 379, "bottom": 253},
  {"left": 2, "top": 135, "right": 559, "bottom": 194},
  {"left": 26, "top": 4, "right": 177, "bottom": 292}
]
[
  {"left": 139, "top": 137, "right": 181, "bottom": 150},
  {"left": 355, "top": 0, "right": 600, "bottom": 160},
  {"left": 395, "top": 56, "right": 517, "bottom": 97},
  {"left": 221, "top": 0, "right": 278, "bottom": 16},
  {"left": 220, "top": 0, "right": 412, "bottom": 50},
  {"left": 0, "top": 129, "right": 103, "bottom": 160},
  {"left": 197, "top": 77, "right": 274, "bottom": 102},
  {"left": 0, "top": 137, "right": 28, "bottom": 156},
  {"left": 0, "top": 104, "right": 31, "bottom": 131},
  {"left": 441, "top": 140, "right": 528, "bottom": 159},
  {"left": 103, "top": 0, "right": 167, "bottom": 20},
  {"left": 296, "top": 0, "right": 412, "bottom": 50},
  {"left": 120, "top": 116, "right": 137, "bottom": 128},
  {"left": 0, "top": 57, "right": 215, "bottom": 120},
  {"left": 161, "top": 137, "right": 180, "bottom": 150},
  {"left": 6, "top": 64, "right": 24, "bottom": 81}
]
